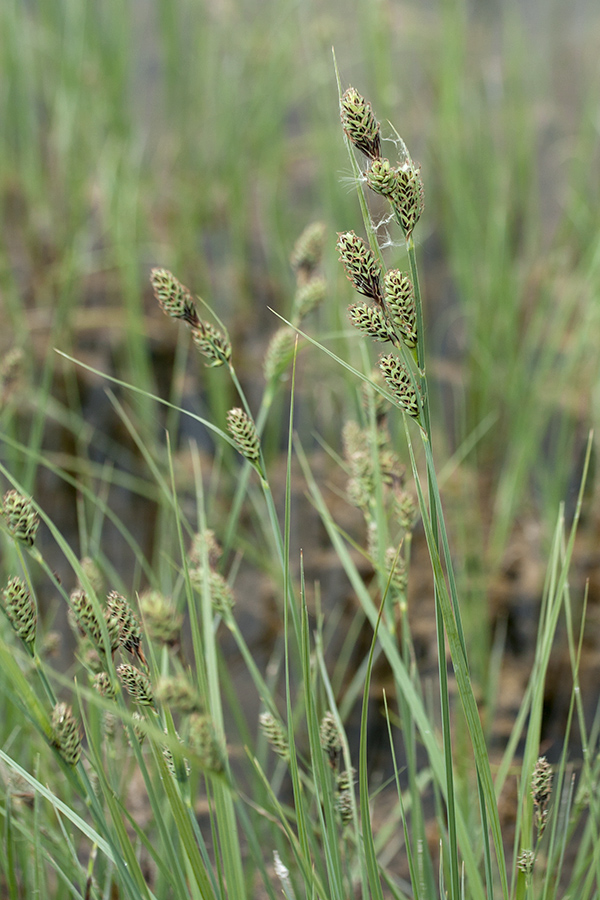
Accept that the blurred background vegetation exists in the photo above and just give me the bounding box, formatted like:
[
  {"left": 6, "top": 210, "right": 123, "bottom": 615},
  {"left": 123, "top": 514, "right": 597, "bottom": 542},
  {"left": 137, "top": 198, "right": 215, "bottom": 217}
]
[{"left": 1, "top": 0, "right": 600, "bottom": 629}]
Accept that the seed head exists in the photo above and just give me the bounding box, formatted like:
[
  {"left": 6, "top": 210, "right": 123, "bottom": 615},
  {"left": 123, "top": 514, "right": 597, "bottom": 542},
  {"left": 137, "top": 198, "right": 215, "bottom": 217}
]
[
  {"left": 293, "top": 277, "right": 326, "bottom": 322},
  {"left": 348, "top": 302, "right": 395, "bottom": 343},
  {"left": 189, "top": 529, "right": 222, "bottom": 569},
  {"left": 117, "top": 663, "right": 154, "bottom": 705},
  {"left": 69, "top": 588, "right": 120, "bottom": 653},
  {"left": 532, "top": 757, "right": 552, "bottom": 836},
  {"left": 106, "top": 591, "right": 146, "bottom": 666},
  {"left": 2, "top": 576, "right": 36, "bottom": 644},
  {"left": 379, "top": 355, "right": 420, "bottom": 419},
  {"left": 191, "top": 321, "right": 232, "bottom": 367},
  {"left": 150, "top": 268, "right": 198, "bottom": 325},
  {"left": 156, "top": 675, "right": 202, "bottom": 715},
  {"left": 1, "top": 490, "right": 39, "bottom": 546},
  {"left": 391, "top": 162, "right": 425, "bottom": 240},
  {"left": 138, "top": 590, "right": 182, "bottom": 647},
  {"left": 340, "top": 87, "right": 381, "bottom": 162},
  {"left": 264, "top": 327, "right": 296, "bottom": 383},
  {"left": 384, "top": 270, "right": 417, "bottom": 349},
  {"left": 190, "top": 567, "right": 235, "bottom": 615},
  {"left": 188, "top": 713, "right": 223, "bottom": 773},
  {"left": 337, "top": 232, "right": 383, "bottom": 305},
  {"left": 93, "top": 672, "right": 116, "bottom": 700},
  {"left": 259, "top": 711, "right": 289, "bottom": 761},
  {"left": 51, "top": 703, "right": 82, "bottom": 766},
  {"left": 365, "top": 158, "right": 399, "bottom": 197},
  {"left": 319, "top": 711, "right": 342, "bottom": 768},
  {"left": 517, "top": 849, "right": 535, "bottom": 875},
  {"left": 290, "top": 222, "right": 326, "bottom": 277},
  {"left": 226, "top": 407, "right": 261, "bottom": 463}
]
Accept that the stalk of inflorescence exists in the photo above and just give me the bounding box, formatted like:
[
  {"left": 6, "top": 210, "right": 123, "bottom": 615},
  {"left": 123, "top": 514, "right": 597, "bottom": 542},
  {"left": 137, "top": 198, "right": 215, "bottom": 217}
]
[{"left": 337, "top": 85, "right": 465, "bottom": 898}]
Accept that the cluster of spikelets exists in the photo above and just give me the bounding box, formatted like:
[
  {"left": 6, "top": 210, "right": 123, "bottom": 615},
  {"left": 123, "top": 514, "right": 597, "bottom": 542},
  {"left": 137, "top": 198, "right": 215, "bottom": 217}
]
[
  {"left": 337, "top": 88, "right": 425, "bottom": 420},
  {"left": 260, "top": 707, "right": 355, "bottom": 827},
  {"left": 263, "top": 221, "right": 327, "bottom": 384},
  {"left": 342, "top": 382, "right": 417, "bottom": 608},
  {"left": 0, "top": 490, "right": 224, "bottom": 773},
  {"left": 517, "top": 757, "right": 554, "bottom": 877}
]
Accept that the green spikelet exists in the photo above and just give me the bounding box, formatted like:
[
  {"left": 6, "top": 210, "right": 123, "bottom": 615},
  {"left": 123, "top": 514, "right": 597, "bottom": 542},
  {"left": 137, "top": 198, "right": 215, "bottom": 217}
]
[
  {"left": 340, "top": 87, "right": 381, "bottom": 161},
  {"left": 264, "top": 327, "right": 296, "bottom": 383},
  {"left": 138, "top": 590, "right": 182, "bottom": 647},
  {"left": 117, "top": 663, "right": 154, "bottom": 705},
  {"left": 1, "top": 490, "right": 39, "bottom": 546},
  {"left": 379, "top": 355, "right": 420, "bottom": 419},
  {"left": 150, "top": 268, "right": 198, "bottom": 325},
  {"left": 226, "top": 407, "right": 261, "bottom": 463},
  {"left": 336, "top": 231, "right": 383, "bottom": 305},
  {"left": 2, "top": 576, "right": 36, "bottom": 644},
  {"left": 191, "top": 321, "right": 232, "bottom": 367},
  {"left": 290, "top": 221, "right": 326, "bottom": 277},
  {"left": 51, "top": 703, "right": 82, "bottom": 766}
]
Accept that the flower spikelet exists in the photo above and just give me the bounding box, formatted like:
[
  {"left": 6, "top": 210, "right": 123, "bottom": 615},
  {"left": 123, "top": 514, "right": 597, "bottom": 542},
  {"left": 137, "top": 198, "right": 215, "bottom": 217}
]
[
  {"left": 190, "top": 567, "right": 235, "bottom": 615},
  {"left": 106, "top": 591, "right": 146, "bottom": 665},
  {"left": 188, "top": 713, "right": 223, "bottom": 773},
  {"left": 384, "top": 270, "right": 417, "bottom": 349},
  {"left": 1, "top": 490, "right": 39, "bottom": 546},
  {"left": 293, "top": 277, "right": 326, "bottom": 322},
  {"left": 189, "top": 530, "right": 222, "bottom": 569},
  {"left": 51, "top": 703, "right": 82, "bottom": 766},
  {"left": 391, "top": 162, "right": 425, "bottom": 240},
  {"left": 379, "top": 355, "right": 420, "bottom": 418},
  {"left": 117, "top": 663, "right": 154, "bottom": 705},
  {"left": 259, "top": 711, "right": 289, "bottom": 761},
  {"left": 290, "top": 221, "right": 326, "bottom": 277},
  {"left": 319, "top": 711, "right": 342, "bottom": 768},
  {"left": 340, "top": 87, "right": 381, "bottom": 161},
  {"left": 138, "top": 590, "right": 182, "bottom": 647},
  {"left": 156, "top": 675, "right": 202, "bottom": 715},
  {"left": 226, "top": 408, "right": 261, "bottom": 463},
  {"left": 365, "top": 158, "right": 399, "bottom": 197},
  {"left": 69, "top": 588, "right": 120, "bottom": 652},
  {"left": 150, "top": 268, "right": 198, "bottom": 325},
  {"left": 337, "top": 232, "right": 383, "bottom": 304},
  {"left": 264, "top": 327, "right": 296, "bottom": 383},
  {"left": 532, "top": 757, "right": 552, "bottom": 836},
  {"left": 2, "top": 576, "right": 36, "bottom": 644},
  {"left": 348, "top": 303, "right": 394, "bottom": 343},
  {"left": 191, "top": 321, "right": 232, "bottom": 367}
]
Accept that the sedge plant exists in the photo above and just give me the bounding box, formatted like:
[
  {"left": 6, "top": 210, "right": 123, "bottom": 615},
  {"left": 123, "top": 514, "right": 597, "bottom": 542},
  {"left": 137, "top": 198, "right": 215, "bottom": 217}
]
[{"left": 0, "top": 77, "right": 599, "bottom": 900}]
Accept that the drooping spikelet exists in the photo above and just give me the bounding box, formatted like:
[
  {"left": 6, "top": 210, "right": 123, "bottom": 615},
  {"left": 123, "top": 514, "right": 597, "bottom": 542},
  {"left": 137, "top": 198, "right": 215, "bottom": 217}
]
[
  {"left": 156, "top": 675, "right": 202, "bottom": 715},
  {"left": 532, "top": 756, "right": 552, "bottom": 836}
]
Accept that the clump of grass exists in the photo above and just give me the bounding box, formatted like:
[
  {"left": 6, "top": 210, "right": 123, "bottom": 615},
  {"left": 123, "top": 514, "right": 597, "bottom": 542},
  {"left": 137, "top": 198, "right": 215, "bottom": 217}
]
[{"left": 0, "top": 81, "right": 598, "bottom": 900}]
